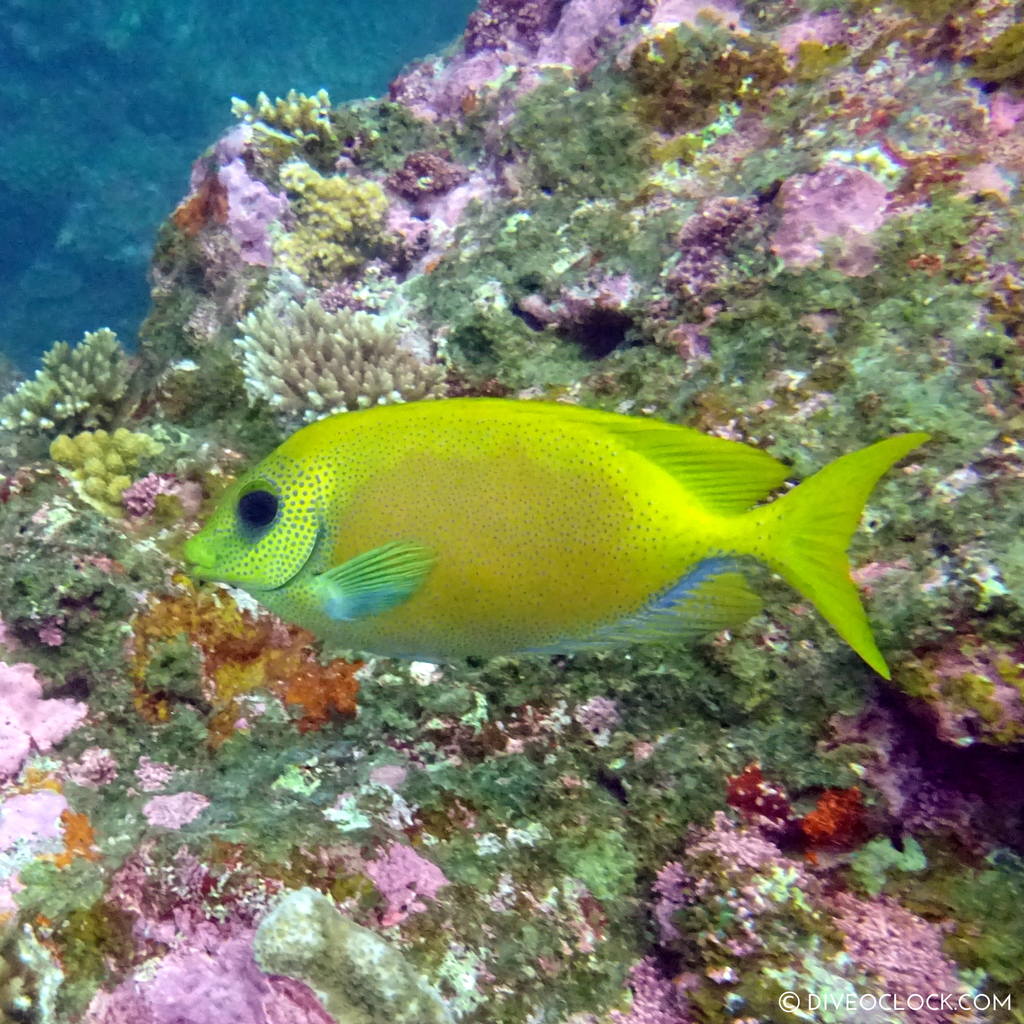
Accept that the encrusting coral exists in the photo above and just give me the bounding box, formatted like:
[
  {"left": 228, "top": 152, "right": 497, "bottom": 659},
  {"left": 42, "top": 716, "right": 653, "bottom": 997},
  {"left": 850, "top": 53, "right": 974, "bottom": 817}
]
[
  {"left": 235, "top": 296, "right": 446, "bottom": 422},
  {"left": 275, "top": 163, "right": 389, "bottom": 283},
  {"left": 253, "top": 887, "right": 452, "bottom": 1024},
  {"left": 49, "top": 428, "right": 163, "bottom": 517},
  {"left": 0, "top": 328, "right": 131, "bottom": 435}
]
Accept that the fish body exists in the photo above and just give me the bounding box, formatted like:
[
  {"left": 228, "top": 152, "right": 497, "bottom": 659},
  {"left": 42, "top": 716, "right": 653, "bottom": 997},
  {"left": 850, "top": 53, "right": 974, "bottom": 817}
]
[{"left": 185, "top": 398, "right": 927, "bottom": 676}]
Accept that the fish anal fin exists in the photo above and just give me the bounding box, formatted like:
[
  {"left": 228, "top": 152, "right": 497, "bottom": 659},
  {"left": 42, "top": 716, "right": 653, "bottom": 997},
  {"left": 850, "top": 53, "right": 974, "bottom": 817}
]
[
  {"left": 314, "top": 541, "right": 435, "bottom": 621},
  {"left": 531, "top": 556, "right": 762, "bottom": 653}
]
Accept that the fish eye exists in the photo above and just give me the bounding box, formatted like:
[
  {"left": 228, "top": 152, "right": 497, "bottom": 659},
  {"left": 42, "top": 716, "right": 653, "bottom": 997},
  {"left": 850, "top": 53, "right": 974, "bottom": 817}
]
[{"left": 237, "top": 488, "right": 279, "bottom": 533}]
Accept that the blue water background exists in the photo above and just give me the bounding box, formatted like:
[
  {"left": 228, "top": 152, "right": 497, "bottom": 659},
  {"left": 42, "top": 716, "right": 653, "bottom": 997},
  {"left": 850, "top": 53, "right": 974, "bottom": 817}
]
[{"left": 0, "top": 1, "right": 476, "bottom": 371}]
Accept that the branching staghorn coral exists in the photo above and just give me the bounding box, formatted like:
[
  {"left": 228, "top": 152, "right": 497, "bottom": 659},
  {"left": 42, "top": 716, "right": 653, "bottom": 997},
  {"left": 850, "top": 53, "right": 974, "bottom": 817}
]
[
  {"left": 0, "top": 328, "right": 131, "bottom": 435},
  {"left": 50, "top": 428, "right": 163, "bottom": 517},
  {"left": 235, "top": 297, "right": 446, "bottom": 422},
  {"left": 275, "top": 162, "right": 389, "bottom": 283},
  {"left": 230, "top": 88, "right": 338, "bottom": 151}
]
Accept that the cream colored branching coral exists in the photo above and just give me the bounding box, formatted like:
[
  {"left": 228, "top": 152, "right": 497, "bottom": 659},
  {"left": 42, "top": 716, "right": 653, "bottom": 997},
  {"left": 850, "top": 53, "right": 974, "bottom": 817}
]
[
  {"left": 231, "top": 89, "right": 338, "bottom": 151},
  {"left": 0, "top": 328, "right": 131, "bottom": 434},
  {"left": 50, "top": 428, "right": 163, "bottom": 517},
  {"left": 236, "top": 297, "right": 446, "bottom": 423},
  {"left": 274, "top": 163, "right": 389, "bottom": 284}
]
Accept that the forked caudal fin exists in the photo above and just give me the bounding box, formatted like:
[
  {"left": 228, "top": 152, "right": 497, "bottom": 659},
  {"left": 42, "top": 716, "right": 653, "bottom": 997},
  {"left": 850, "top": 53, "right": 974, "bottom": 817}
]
[{"left": 754, "top": 433, "right": 929, "bottom": 678}]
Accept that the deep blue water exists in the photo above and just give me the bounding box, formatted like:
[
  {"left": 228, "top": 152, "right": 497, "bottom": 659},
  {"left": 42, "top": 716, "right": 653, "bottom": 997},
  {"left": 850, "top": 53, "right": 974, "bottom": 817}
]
[{"left": 0, "top": 1, "right": 476, "bottom": 370}]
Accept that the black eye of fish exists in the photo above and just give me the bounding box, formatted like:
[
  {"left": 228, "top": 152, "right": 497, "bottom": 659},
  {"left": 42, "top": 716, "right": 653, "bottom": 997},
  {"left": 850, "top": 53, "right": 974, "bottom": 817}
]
[{"left": 237, "top": 489, "right": 279, "bottom": 531}]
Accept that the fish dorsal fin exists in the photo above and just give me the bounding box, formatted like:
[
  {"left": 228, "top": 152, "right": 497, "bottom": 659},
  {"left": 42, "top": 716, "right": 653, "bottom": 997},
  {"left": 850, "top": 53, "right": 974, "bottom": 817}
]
[
  {"left": 527, "top": 556, "right": 763, "bottom": 652},
  {"left": 598, "top": 417, "right": 791, "bottom": 514},
  {"left": 458, "top": 400, "right": 790, "bottom": 512},
  {"left": 313, "top": 541, "right": 435, "bottom": 621}
]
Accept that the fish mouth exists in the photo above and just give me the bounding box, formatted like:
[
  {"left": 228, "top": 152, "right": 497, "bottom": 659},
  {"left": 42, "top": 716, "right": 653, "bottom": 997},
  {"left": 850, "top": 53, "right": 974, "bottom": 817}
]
[{"left": 182, "top": 524, "right": 324, "bottom": 593}]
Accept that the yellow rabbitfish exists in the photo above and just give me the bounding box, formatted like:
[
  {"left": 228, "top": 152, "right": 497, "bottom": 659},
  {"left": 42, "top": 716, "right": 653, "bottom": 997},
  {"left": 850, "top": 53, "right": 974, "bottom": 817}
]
[{"left": 184, "top": 398, "right": 927, "bottom": 677}]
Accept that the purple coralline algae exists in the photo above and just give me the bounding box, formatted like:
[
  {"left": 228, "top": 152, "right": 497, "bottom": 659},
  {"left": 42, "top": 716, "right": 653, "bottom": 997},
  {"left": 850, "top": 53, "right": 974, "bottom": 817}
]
[
  {"left": 365, "top": 842, "right": 450, "bottom": 927},
  {"left": 2, "top": 0, "right": 1024, "bottom": 1019},
  {"left": 0, "top": 660, "right": 86, "bottom": 779}
]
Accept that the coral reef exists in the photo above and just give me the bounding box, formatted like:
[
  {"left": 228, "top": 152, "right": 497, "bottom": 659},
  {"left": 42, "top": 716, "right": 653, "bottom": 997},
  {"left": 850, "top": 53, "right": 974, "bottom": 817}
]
[
  {"left": 0, "top": 329, "right": 132, "bottom": 435},
  {"left": 235, "top": 297, "right": 446, "bottom": 422},
  {"left": 3, "top": 0, "right": 1024, "bottom": 1020}
]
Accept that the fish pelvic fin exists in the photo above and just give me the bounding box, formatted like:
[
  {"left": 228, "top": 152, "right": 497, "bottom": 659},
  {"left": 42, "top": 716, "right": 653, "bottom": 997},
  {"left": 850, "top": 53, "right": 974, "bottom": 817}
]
[{"left": 752, "top": 433, "right": 930, "bottom": 678}]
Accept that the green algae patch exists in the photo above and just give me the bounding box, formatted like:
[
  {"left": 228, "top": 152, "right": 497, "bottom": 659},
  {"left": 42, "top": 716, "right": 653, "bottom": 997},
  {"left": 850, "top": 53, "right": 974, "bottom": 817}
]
[{"left": 629, "top": 21, "right": 788, "bottom": 135}]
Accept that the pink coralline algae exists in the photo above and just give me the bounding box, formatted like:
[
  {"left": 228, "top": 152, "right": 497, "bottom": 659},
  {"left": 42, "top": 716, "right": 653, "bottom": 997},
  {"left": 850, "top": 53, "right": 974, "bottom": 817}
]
[
  {"left": 85, "top": 933, "right": 334, "bottom": 1024},
  {"left": 776, "top": 12, "right": 846, "bottom": 57},
  {"left": 610, "top": 957, "right": 692, "bottom": 1024},
  {"left": 0, "top": 789, "right": 68, "bottom": 852},
  {"left": 142, "top": 791, "right": 210, "bottom": 829},
  {"left": 771, "top": 163, "right": 891, "bottom": 277},
  {"left": 0, "top": 789, "right": 69, "bottom": 917},
  {"left": 574, "top": 695, "right": 621, "bottom": 745},
  {"left": 122, "top": 473, "right": 177, "bottom": 517},
  {"left": 536, "top": 0, "right": 636, "bottom": 73},
  {"left": 464, "top": 0, "right": 564, "bottom": 55},
  {"left": 218, "top": 158, "right": 289, "bottom": 266},
  {"left": 365, "top": 842, "right": 449, "bottom": 926},
  {"left": 37, "top": 618, "right": 65, "bottom": 647},
  {"left": 0, "top": 660, "right": 87, "bottom": 779},
  {"left": 135, "top": 756, "right": 177, "bottom": 792},
  {"left": 123, "top": 473, "right": 203, "bottom": 519},
  {"left": 647, "top": 0, "right": 742, "bottom": 33},
  {"left": 830, "top": 892, "right": 967, "bottom": 1024},
  {"left": 670, "top": 197, "right": 761, "bottom": 303},
  {"left": 66, "top": 746, "right": 119, "bottom": 788},
  {"left": 652, "top": 860, "right": 689, "bottom": 943}
]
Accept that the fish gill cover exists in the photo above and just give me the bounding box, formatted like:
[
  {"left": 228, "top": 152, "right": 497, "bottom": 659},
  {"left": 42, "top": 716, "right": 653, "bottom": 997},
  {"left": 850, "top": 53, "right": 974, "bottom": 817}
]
[{"left": 0, "top": 1, "right": 1023, "bottom": 1022}]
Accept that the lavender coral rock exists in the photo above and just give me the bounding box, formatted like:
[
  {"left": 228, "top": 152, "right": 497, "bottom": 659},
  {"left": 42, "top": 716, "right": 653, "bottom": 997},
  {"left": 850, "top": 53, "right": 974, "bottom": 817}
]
[
  {"left": 0, "top": 661, "right": 86, "bottom": 779},
  {"left": 85, "top": 935, "right": 335, "bottom": 1024},
  {"left": 218, "top": 158, "right": 289, "bottom": 267},
  {"left": 365, "top": 843, "right": 449, "bottom": 927},
  {"left": 142, "top": 792, "right": 210, "bottom": 830},
  {"left": 0, "top": 790, "right": 68, "bottom": 853},
  {"left": 770, "top": 163, "right": 891, "bottom": 277}
]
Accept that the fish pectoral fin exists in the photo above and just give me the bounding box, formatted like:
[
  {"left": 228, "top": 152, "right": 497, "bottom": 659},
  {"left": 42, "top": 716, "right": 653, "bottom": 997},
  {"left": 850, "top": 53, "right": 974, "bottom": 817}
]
[{"left": 313, "top": 541, "right": 435, "bottom": 621}]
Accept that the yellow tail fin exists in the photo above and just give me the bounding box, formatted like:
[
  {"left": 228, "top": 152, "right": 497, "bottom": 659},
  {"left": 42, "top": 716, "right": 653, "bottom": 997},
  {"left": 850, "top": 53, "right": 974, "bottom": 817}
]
[{"left": 756, "top": 434, "right": 929, "bottom": 678}]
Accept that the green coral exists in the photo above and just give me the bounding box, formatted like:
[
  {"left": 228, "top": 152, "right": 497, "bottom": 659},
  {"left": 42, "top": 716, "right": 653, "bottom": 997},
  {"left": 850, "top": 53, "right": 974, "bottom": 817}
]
[
  {"left": 253, "top": 887, "right": 452, "bottom": 1024},
  {"left": 628, "top": 21, "right": 788, "bottom": 136},
  {"left": 0, "top": 328, "right": 132, "bottom": 435},
  {"left": 504, "top": 70, "right": 650, "bottom": 197},
  {"left": 275, "top": 163, "right": 389, "bottom": 283},
  {"left": 945, "top": 850, "right": 1024, "bottom": 991},
  {"left": 235, "top": 297, "right": 446, "bottom": 423},
  {"left": 969, "top": 23, "right": 1024, "bottom": 82},
  {"left": 0, "top": 481, "right": 164, "bottom": 691},
  {"left": 49, "top": 427, "right": 163, "bottom": 517},
  {"left": 0, "top": 922, "right": 62, "bottom": 1024},
  {"left": 849, "top": 836, "right": 928, "bottom": 896},
  {"left": 231, "top": 88, "right": 338, "bottom": 159}
]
